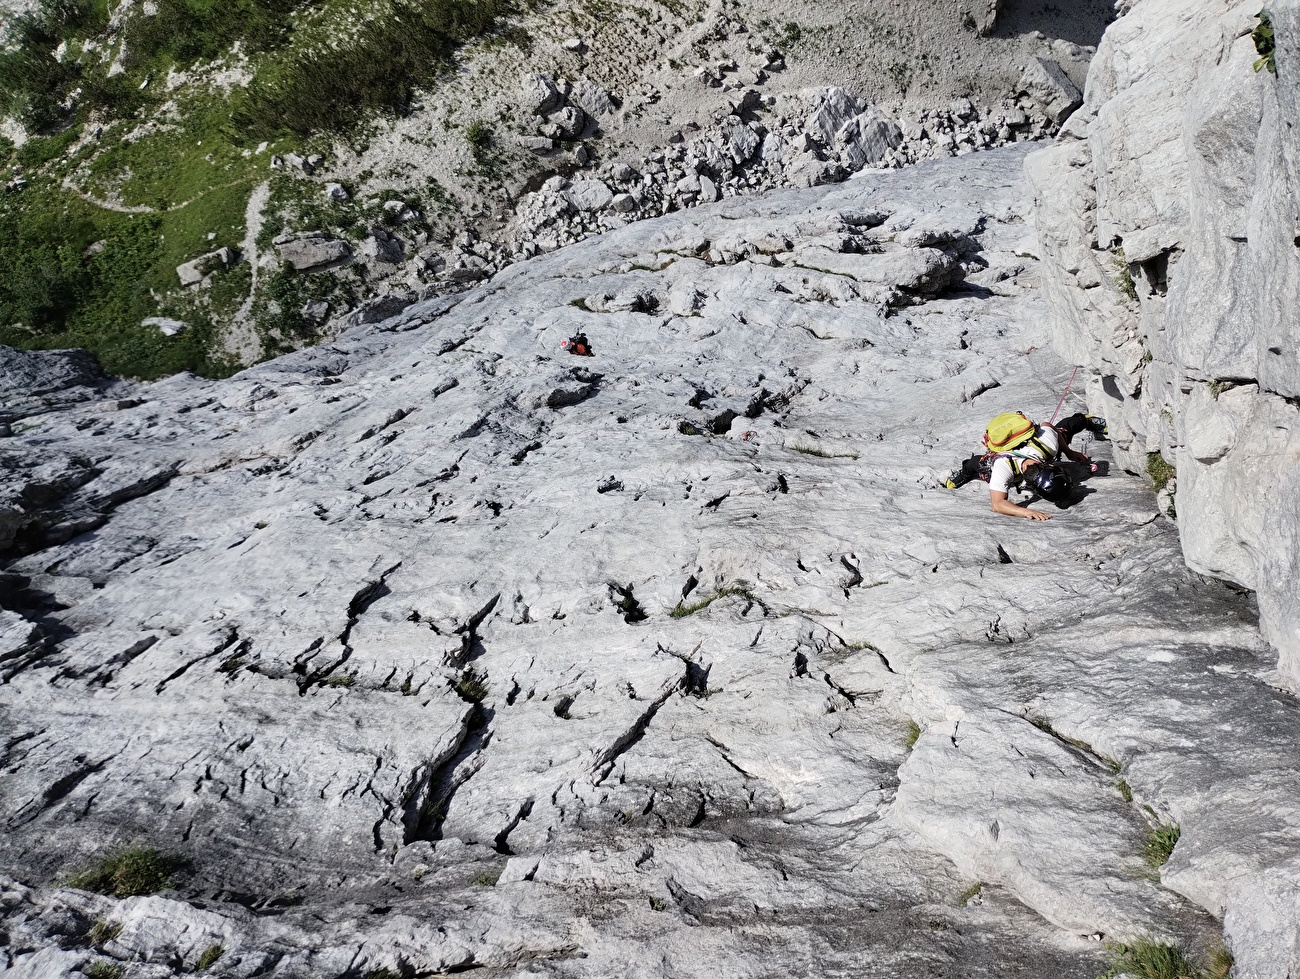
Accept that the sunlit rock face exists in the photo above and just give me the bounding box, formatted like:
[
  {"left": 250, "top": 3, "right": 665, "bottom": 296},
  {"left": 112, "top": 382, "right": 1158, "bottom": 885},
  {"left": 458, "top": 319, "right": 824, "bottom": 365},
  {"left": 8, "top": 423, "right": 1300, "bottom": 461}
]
[
  {"left": 1027, "top": 0, "right": 1300, "bottom": 690},
  {"left": 2, "top": 146, "right": 1297, "bottom": 979}
]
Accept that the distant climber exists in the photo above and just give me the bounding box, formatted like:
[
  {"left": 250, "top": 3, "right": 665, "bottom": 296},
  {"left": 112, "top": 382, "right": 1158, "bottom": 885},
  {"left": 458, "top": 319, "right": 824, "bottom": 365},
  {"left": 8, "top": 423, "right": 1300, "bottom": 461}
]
[
  {"left": 946, "top": 411, "right": 1107, "bottom": 520},
  {"left": 561, "top": 333, "right": 593, "bottom": 356}
]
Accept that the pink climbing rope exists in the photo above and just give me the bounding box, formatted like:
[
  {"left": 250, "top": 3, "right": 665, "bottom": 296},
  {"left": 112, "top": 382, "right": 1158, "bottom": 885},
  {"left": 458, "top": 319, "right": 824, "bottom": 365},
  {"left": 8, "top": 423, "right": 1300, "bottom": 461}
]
[{"left": 1049, "top": 366, "right": 1079, "bottom": 425}]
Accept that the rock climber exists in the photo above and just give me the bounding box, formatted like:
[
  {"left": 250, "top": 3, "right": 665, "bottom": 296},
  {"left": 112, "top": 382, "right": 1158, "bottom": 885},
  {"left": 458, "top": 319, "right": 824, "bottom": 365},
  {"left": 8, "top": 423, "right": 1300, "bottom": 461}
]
[{"left": 946, "top": 411, "right": 1108, "bottom": 521}]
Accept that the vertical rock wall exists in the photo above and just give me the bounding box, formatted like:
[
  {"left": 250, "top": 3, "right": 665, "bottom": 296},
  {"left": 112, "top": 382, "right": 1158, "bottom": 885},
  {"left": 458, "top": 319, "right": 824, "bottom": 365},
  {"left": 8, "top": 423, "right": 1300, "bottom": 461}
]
[{"left": 1026, "top": 0, "right": 1300, "bottom": 687}]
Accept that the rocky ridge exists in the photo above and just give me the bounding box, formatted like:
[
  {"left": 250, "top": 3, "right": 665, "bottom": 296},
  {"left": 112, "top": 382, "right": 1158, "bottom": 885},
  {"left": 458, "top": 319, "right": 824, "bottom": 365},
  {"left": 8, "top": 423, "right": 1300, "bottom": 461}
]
[
  {"left": 1026, "top": 0, "right": 1300, "bottom": 687},
  {"left": 3, "top": 146, "right": 1298, "bottom": 978}
]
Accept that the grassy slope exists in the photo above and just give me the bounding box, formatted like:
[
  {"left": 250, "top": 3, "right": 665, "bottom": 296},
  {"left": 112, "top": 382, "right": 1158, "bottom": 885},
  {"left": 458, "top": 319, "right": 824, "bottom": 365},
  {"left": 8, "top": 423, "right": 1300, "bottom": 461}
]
[{"left": 0, "top": 0, "right": 518, "bottom": 379}]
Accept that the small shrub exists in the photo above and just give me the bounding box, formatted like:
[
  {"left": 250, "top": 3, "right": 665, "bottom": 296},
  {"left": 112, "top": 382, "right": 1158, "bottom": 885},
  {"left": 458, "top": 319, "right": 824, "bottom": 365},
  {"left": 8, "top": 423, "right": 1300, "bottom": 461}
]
[
  {"left": 454, "top": 670, "right": 488, "bottom": 703},
  {"left": 67, "top": 847, "right": 175, "bottom": 897},
  {"left": 323, "top": 673, "right": 355, "bottom": 688},
  {"left": 472, "top": 870, "right": 500, "bottom": 886},
  {"left": 1253, "top": 10, "right": 1276, "bottom": 74},
  {"left": 85, "top": 962, "right": 124, "bottom": 979},
  {"left": 1143, "top": 822, "right": 1181, "bottom": 869},
  {"left": 196, "top": 944, "right": 225, "bottom": 970},
  {"left": 958, "top": 882, "right": 982, "bottom": 906},
  {"left": 648, "top": 895, "right": 667, "bottom": 911},
  {"left": 1116, "top": 779, "right": 1133, "bottom": 803},
  {"left": 1112, "top": 249, "right": 1139, "bottom": 303},
  {"left": 464, "top": 119, "right": 492, "bottom": 150},
  {"left": 1147, "top": 453, "right": 1176, "bottom": 494}
]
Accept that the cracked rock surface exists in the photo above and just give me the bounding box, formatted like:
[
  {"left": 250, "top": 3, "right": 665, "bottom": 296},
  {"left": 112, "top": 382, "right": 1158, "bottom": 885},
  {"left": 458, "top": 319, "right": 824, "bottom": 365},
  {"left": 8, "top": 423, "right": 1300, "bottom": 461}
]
[{"left": 2, "top": 146, "right": 1297, "bottom": 978}]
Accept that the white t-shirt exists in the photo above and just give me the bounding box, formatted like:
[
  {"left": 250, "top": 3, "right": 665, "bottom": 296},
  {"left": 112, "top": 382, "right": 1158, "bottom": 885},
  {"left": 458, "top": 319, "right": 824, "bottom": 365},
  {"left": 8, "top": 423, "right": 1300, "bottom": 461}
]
[{"left": 989, "top": 426, "right": 1060, "bottom": 494}]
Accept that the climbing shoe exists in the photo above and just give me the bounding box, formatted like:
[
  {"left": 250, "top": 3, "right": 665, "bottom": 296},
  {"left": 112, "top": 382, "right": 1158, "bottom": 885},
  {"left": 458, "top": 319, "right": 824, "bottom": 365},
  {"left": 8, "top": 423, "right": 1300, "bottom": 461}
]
[
  {"left": 945, "top": 469, "right": 974, "bottom": 489},
  {"left": 1085, "top": 415, "right": 1108, "bottom": 438}
]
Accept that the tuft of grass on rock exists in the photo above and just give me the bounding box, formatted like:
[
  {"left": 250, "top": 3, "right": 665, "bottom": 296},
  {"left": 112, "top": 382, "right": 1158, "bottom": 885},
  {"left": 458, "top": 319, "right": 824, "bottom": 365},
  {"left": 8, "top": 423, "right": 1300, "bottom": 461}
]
[
  {"left": 196, "top": 944, "right": 225, "bottom": 970},
  {"left": 85, "top": 918, "right": 122, "bottom": 946},
  {"left": 1143, "top": 822, "right": 1181, "bottom": 869},
  {"left": 669, "top": 586, "right": 753, "bottom": 618},
  {"left": 1204, "top": 943, "right": 1234, "bottom": 979},
  {"left": 904, "top": 720, "right": 922, "bottom": 750},
  {"left": 789, "top": 444, "right": 859, "bottom": 460},
  {"left": 85, "top": 962, "right": 124, "bottom": 979},
  {"left": 67, "top": 847, "right": 176, "bottom": 897},
  {"left": 454, "top": 670, "right": 488, "bottom": 703},
  {"left": 1117, "top": 779, "right": 1134, "bottom": 803},
  {"left": 957, "top": 882, "right": 982, "bottom": 906},
  {"left": 1099, "top": 936, "right": 1228, "bottom": 979},
  {"left": 1147, "top": 453, "right": 1177, "bottom": 494}
]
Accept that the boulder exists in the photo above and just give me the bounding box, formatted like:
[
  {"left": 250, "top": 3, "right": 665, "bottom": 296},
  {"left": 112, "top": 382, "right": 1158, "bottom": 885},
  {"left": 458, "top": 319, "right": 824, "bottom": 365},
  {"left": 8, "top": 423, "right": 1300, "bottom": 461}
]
[
  {"left": 569, "top": 79, "right": 614, "bottom": 118},
  {"left": 804, "top": 87, "right": 860, "bottom": 144},
  {"left": 300, "top": 300, "right": 330, "bottom": 324},
  {"left": 142, "top": 316, "right": 188, "bottom": 337},
  {"left": 382, "top": 200, "right": 420, "bottom": 223},
  {"left": 566, "top": 179, "right": 613, "bottom": 212},
  {"left": 519, "top": 135, "right": 554, "bottom": 154},
  {"left": 275, "top": 232, "right": 354, "bottom": 272},
  {"left": 360, "top": 227, "right": 405, "bottom": 264},
  {"left": 521, "top": 72, "right": 562, "bottom": 116},
  {"left": 1018, "top": 57, "right": 1082, "bottom": 125},
  {"left": 547, "top": 105, "right": 586, "bottom": 140},
  {"left": 176, "top": 246, "right": 236, "bottom": 287},
  {"left": 324, "top": 183, "right": 350, "bottom": 202},
  {"left": 718, "top": 116, "right": 760, "bottom": 164},
  {"left": 609, "top": 193, "right": 637, "bottom": 213},
  {"left": 972, "top": 0, "right": 1002, "bottom": 36},
  {"left": 836, "top": 109, "right": 903, "bottom": 169}
]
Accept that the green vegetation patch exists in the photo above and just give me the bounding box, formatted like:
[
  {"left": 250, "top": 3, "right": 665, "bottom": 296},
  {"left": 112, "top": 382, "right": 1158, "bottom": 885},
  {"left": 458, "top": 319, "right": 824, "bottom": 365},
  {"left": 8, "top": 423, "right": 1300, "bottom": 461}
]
[
  {"left": 1254, "top": 10, "right": 1276, "bottom": 75},
  {"left": 904, "top": 720, "right": 921, "bottom": 750},
  {"left": 1143, "top": 821, "right": 1181, "bottom": 869},
  {"left": 195, "top": 944, "right": 225, "bottom": 970},
  {"left": 0, "top": 0, "right": 525, "bottom": 379},
  {"left": 66, "top": 847, "right": 178, "bottom": 897},
  {"left": 85, "top": 961, "right": 124, "bottom": 979},
  {"left": 1147, "top": 453, "right": 1177, "bottom": 494},
  {"left": 1111, "top": 248, "right": 1138, "bottom": 303},
  {"left": 1099, "top": 936, "right": 1232, "bottom": 979},
  {"left": 234, "top": 0, "right": 526, "bottom": 137}
]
